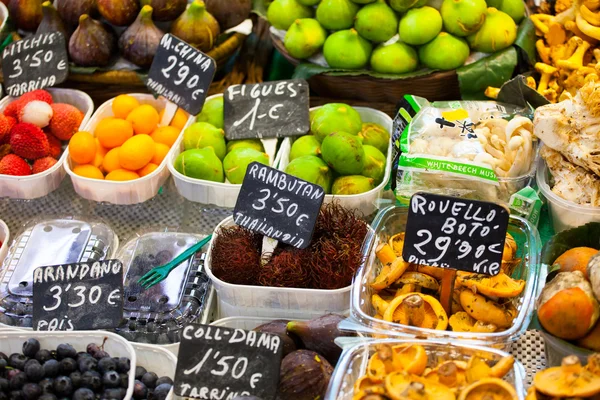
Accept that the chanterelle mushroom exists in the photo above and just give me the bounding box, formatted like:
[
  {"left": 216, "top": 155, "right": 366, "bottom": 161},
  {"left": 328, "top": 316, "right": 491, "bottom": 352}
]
[
  {"left": 383, "top": 293, "right": 448, "bottom": 330},
  {"left": 534, "top": 356, "right": 600, "bottom": 397},
  {"left": 458, "top": 378, "right": 519, "bottom": 400}
]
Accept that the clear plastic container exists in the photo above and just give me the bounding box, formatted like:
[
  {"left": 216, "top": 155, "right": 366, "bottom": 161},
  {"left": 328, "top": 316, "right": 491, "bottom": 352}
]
[
  {"left": 277, "top": 106, "right": 393, "bottom": 217},
  {"left": 168, "top": 94, "right": 284, "bottom": 208},
  {"left": 0, "top": 216, "right": 119, "bottom": 327},
  {"left": 325, "top": 339, "right": 526, "bottom": 400},
  {"left": 348, "top": 206, "right": 541, "bottom": 347},
  {"left": 0, "top": 219, "right": 9, "bottom": 268},
  {"left": 0, "top": 88, "right": 94, "bottom": 199},
  {"left": 537, "top": 160, "right": 600, "bottom": 232},
  {"left": 132, "top": 342, "right": 176, "bottom": 400},
  {"left": 65, "top": 94, "right": 193, "bottom": 205},
  {"left": 114, "top": 229, "right": 213, "bottom": 345}
]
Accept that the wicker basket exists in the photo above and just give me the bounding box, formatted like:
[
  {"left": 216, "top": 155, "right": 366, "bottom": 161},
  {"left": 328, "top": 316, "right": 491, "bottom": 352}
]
[{"left": 271, "top": 33, "right": 461, "bottom": 103}]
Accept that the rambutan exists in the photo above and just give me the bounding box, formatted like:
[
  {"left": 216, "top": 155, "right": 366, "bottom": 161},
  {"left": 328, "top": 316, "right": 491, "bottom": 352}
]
[
  {"left": 0, "top": 154, "right": 31, "bottom": 176},
  {"left": 258, "top": 247, "right": 312, "bottom": 288},
  {"left": 210, "top": 226, "right": 262, "bottom": 285},
  {"left": 9, "top": 123, "right": 49, "bottom": 160}
]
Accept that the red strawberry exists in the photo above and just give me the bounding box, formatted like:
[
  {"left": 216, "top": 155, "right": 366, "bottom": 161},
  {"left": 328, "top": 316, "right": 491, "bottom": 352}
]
[
  {"left": 32, "top": 156, "right": 57, "bottom": 174},
  {"left": 48, "top": 103, "right": 84, "bottom": 140},
  {"left": 0, "top": 154, "right": 31, "bottom": 176},
  {"left": 9, "top": 123, "right": 49, "bottom": 160}
]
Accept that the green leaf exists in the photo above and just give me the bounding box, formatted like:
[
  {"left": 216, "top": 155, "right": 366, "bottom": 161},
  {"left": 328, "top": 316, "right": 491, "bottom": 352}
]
[
  {"left": 496, "top": 75, "right": 550, "bottom": 108},
  {"left": 541, "top": 223, "right": 600, "bottom": 265},
  {"left": 515, "top": 18, "right": 537, "bottom": 66},
  {"left": 292, "top": 62, "right": 440, "bottom": 81},
  {"left": 456, "top": 47, "right": 518, "bottom": 98}
]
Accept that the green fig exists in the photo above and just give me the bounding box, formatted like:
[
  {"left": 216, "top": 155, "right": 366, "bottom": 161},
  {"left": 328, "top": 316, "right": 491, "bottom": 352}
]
[
  {"left": 486, "top": 0, "right": 503, "bottom": 8},
  {"left": 267, "top": 0, "right": 313, "bottom": 30},
  {"left": 278, "top": 350, "right": 333, "bottom": 400},
  {"left": 441, "top": 0, "right": 487, "bottom": 37},
  {"left": 311, "top": 103, "right": 362, "bottom": 142},
  {"left": 197, "top": 97, "right": 224, "bottom": 129},
  {"left": 399, "top": 6, "right": 442, "bottom": 45},
  {"left": 226, "top": 139, "right": 264, "bottom": 153},
  {"left": 351, "top": 0, "right": 377, "bottom": 3},
  {"left": 419, "top": 32, "right": 470, "bottom": 70},
  {"left": 290, "top": 135, "right": 321, "bottom": 160},
  {"left": 370, "top": 42, "right": 419, "bottom": 74},
  {"left": 183, "top": 122, "right": 227, "bottom": 160},
  {"left": 354, "top": 0, "right": 399, "bottom": 43},
  {"left": 171, "top": 0, "right": 221, "bottom": 52},
  {"left": 223, "top": 148, "right": 270, "bottom": 184},
  {"left": 174, "top": 148, "right": 224, "bottom": 182},
  {"left": 466, "top": 7, "right": 516, "bottom": 52},
  {"left": 284, "top": 18, "right": 328, "bottom": 59},
  {"left": 499, "top": 0, "right": 524, "bottom": 23},
  {"left": 358, "top": 123, "right": 390, "bottom": 155},
  {"left": 321, "top": 132, "right": 365, "bottom": 175},
  {"left": 297, "top": 0, "right": 322, "bottom": 4},
  {"left": 362, "top": 145, "right": 386, "bottom": 185},
  {"left": 388, "top": 0, "right": 422, "bottom": 13},
  {"left": 323, "top": 29, "right": 372, "bottom": 70},
  {"left": 316, "top": 0, "right": 358, "bottom": 31},
  {"left": 284, "top": 155, "right": 332, "bottom": 193},
  {"left": 332, "top": 175, "right": 375, "bottom": 194}
]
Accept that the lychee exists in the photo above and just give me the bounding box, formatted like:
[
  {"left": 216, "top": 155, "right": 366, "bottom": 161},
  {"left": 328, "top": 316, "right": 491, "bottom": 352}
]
[
  {"left": 4, "top": 99, "right": 24, "bottom": 119},
  {"left": 32, "top": 156, "right": 58, "bottom": 174},
  {"left": 9, "top": 123, "right": 49, "bottom": 160},
  {"left": 48, "top": 103, "right": 84, "bottom": 140},
  {"left": 19, "top": 100, "right": 54, "bottom": 128},
  {"left": 20, "top": 90, "right": 53, "bottom": 105},
  {"left": 45, "top": 132, "right": 62, "bottom": 158},
  {"left": 0, "top": 114, "right": 15, "bottom": 143},
  {"left": 0, "top": 154, "right": 32, "bottom": 176}
]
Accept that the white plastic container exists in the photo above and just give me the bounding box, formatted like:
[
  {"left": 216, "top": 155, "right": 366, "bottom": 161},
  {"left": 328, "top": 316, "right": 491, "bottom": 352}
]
[
  {"left": 0, "top": 330, "right": 137, "bottom": 400},
  {"left": 0, "top": 219, "right": 8, "bottom": 267},
  {"left": 205, "top": 217, "right": 356, "bottom": 319},
  {"left": 277, "top": 106, "right": 393, "bottom": 217},
  {"left": 132, "top": 342, "right": 176, "bottom": 400},
  {"left": 65, "top": 94, "right": 192, "bottom": 205},
  {"left": 168, "top": 94, "right": 283, "bottom": 208},
  {"left": 537, "top": 160, "right": 600, "bottom": 232},
  {"left": 0, "top": 88, "right": 94, "bottom": 199}
]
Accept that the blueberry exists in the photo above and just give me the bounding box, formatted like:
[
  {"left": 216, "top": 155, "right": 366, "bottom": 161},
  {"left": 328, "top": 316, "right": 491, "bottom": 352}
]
[
  {"left": 22, "top": 339, "right": 40, "bottom": 359},
  {"left": 155, "top": 250, "right": 172, "bottom": 265},
  {"left": 72, "top": 388, "right": 94, "bottom": 400},
  {"left": 102, "top": 388, "right": 125, "bottom": 400},
  {"left": 9, "top": 354, "right": 29, "bottom": 370},
  {"left": 24, "top": 360, "right": 43, "bottom": 382},
  {"left": 132, "top": 381, "right": 147, "bottom": 400},
  {"left": 52, "top": 376, "right": 72, "bottom": 397},
  {"left": 34, "top": 351, "right": 53, "bottom": 364},
  {"left": 155, "top": 377, "right": 172, "bottom": 387},
  {"left": 99, "top": 371, "right": 118, "bottom": 389},
  {"left": 77, "top": 357, "right": 97, "bottom": 374},
  {"left": 97, "top": 358, "right": 116, "bottom": 374},
  {"left": 85, "top": 344, "right": 99, "bottom": 357},
  {"left": 141, "top": 372, "right": 157, "bottom": 389},
  {"left": 92, "top": 351, "right": 109, "bottom": 360},
  {"left": 59, "top": 358, "right": 76, "bottom": 375},
  {"left": 153, "top": 383, "right": 172, "bottom": 400},
  {"left": 115, "top": 358, "right": 129, "bottom": 374},
  {"left": 119, "top": 374, "right": 128, "bottom": 389},
  {"left": 10, "top": 372, "right": 27, "bottom": 390},
  {"left": 7, "top": 370, "right": 22, "bottom": 380},
  {"left": 22, "top": 383, "right": 41, "bottom": 400},
  {"left": 38, "top": 395, "right": 56, "bottom": 400},
  {"left": 38, "top": 379, "right": 53, "bottom": 394},
  {"left": 42, "top": 360, "right": 60, "bottom": 378},
  {"left": 134, "top": 367, "right": 146, "bottom": 380},
  {"left": 0, "top": 377, "right": 9, "bottom": 391},
  {"left": 9, "top": 390, "right": 24, "bottom": 400},
  {"left": 55, "top": 345, "right": 76, "bottom": 361},
  {"left": 80, "top": 372, "right": 101, "bottom": 392}
]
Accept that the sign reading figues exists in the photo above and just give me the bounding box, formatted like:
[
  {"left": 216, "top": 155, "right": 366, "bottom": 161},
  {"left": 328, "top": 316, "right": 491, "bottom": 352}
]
[
  {"left": 224, "top": 79, "right": 310, "bottom": 140},
  {"left": 147, "top": 33, "right": 216, "bottom": 115},
  {"left": 402, "top": 193, "right": 509, "bottom": 276},
  {"left": 174, "top": 324, "right": 283, "bottom": 400},
  {"left": 32, "top": 260, "right": 124, "bottom": 331},
  {"left": 233, "top": 162, "right": 325, "bottom": 249},
  {"left": 2, "top": 32, "right": 69, "bottom": 97}
]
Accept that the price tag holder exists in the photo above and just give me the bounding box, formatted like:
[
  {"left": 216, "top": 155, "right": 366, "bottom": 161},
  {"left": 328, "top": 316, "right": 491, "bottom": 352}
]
[
  {"left": 2, "top": 32, "right": 69, "bottom": 97},
  {"left": 402, "top": 193, "right": 509, "bottom": 276},
  {"left": 174, "top": 323, "right": 283, "bottom": 400},
  {"left": 233, "top": 162, "right": 325, "bottom": 249},
  {"left": 224, "top": 79, "right": 310, "bottom": 140},
  {"left": 147, "top": 34, "right": 216, "bottom": 116},
  {"left": 32, "top": 260, "right": 124, "bottom": 331}
]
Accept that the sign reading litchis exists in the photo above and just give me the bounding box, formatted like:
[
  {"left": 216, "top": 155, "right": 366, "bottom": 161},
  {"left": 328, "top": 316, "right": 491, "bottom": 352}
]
[
  {"left": 147, "top": 33, "right": 216, "bottom": 115},
  {"left": 402, "top": 192, "right": 509, "bottom": 276},
  {"left": 233, "top": 162, "right": 325, "bottom": 249},
  {"left": 223, "top": 79, "right": 310, "bottom": 140},
  {"left": 174, "top": 324, "right": 283, "bottom": 400},
  {"left": 2, "top": 32, "right": 69, "bottom": 97},
  {"left": 32, "top": 260, "right": 124, "bottom": 331}
]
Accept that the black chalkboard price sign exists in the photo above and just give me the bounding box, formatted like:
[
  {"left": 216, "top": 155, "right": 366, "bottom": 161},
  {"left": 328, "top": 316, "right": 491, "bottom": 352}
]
[
  {"left": 402, "top": 193, "right": 509, "bottom": 276},
  {"left": 2, "top": 32, "right": 69, "bottom": 97},
  {"left": 233, "top": 162, "right": 325, "bottom": 249},
  {"left": 32, "top": 260, "right": 124, "bottom": 331},
  {"left": 174, "top": 324, "right": 283, "bottom": 400},
  {"left": 223, "top": 79, "right": 310, "bottom": 140},
  {"left": 147, "top": 34, "right": 216, "bottom": 115}
]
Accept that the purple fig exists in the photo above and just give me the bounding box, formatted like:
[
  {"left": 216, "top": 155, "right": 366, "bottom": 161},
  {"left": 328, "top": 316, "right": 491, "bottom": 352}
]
[
  {"left": 9, "top": 0, "right": 42, "bottom": 31},
  {"left": 55, "top": 0, "right": 96, "bottom": 29},
  {"left": 97, "top": 0, "right": 139, "bottom": 26},
  {"left": 37, "top": 1, "right": 70, "bottom": 40},
  {"left": 143, "top": 0, "right": 186, "bottom": 22},
  {"left": 170, "top": 0, "right": 220, "bottom": 52},
  {"left": 205, "top": 0, "right": 251, "bottom": 30},
  {"left": 278, "top": 350, "right": 333, "bottom": 400},
  {"left": 253, "top": 320, "right": 301, "bottom": 357},
  {"left": 118, "top": 5, "right": 164, "bottom": 69},
  {"left": 69, "top": 14, "right": 115, "bottom": 67}
]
